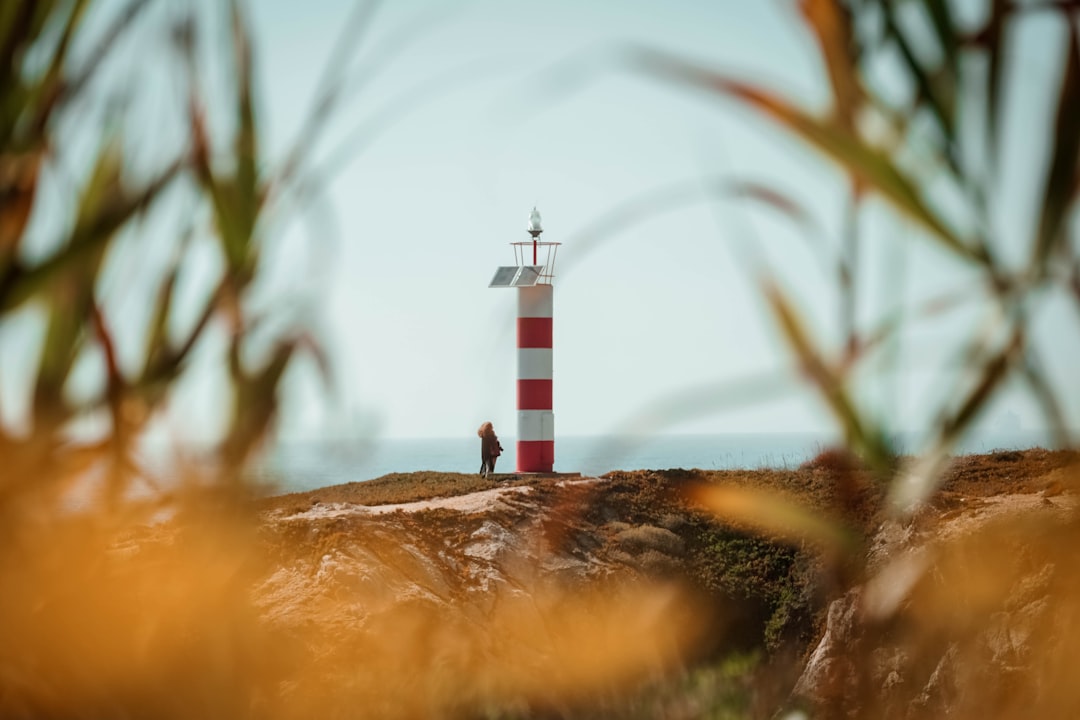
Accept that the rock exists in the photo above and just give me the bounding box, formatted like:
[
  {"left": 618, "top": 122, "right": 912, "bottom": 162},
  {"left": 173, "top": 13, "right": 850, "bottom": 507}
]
[
  {"left": 792, "top": 588, "right": 863, "bottom": 707},
  {"left": 792, "top": 489, "right": 1080, "bottom": 719}
]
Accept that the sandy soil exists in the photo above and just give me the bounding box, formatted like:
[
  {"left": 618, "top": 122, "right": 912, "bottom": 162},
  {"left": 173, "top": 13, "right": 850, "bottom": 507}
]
[{"left": 281, "top": 484, "right": 538, "bottom": 520}]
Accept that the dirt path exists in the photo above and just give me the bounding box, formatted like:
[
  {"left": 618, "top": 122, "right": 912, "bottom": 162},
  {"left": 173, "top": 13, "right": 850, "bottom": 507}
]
[{"left": 276, "top": 477, "right": 599, "bottom": 521}]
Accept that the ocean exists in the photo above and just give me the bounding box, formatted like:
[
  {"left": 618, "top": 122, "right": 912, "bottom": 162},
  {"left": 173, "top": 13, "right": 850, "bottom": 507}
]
[{"left": 254, "top": 432, "right": 1049, "bottom": 494}]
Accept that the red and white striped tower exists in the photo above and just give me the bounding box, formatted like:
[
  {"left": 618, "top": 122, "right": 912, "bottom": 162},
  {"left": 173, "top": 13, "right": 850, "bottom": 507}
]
[
  {"left": 489, "top": 207, "right": 561, "bottom": 473},
  {"left": 517, "top": 282, "right": 553, "bottom": 471}
]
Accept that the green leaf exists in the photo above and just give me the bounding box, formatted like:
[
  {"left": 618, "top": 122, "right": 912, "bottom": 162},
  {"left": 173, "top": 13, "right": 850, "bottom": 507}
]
[
  {"left": 1032, "top": 23, "right": 1080, "bottom": 275},
  {"left": 639, "top": 50, "right": 982, "bottom": 264}
]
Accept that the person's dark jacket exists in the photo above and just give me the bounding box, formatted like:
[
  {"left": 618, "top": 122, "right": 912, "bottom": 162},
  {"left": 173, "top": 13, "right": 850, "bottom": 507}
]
[{"left": 481, "top": 432, "right": 502, "bottom": 462}]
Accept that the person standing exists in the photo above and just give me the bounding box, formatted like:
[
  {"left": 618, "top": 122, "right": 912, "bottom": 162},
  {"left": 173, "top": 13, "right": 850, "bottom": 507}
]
[{"left": 478, "top": 422, "right": 503, "bottom": 477}]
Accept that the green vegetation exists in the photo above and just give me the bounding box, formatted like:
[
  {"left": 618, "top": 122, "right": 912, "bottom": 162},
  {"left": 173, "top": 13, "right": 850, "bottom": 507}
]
[{"left": 585, "top": 470, "right": 821, "bottom": 652}]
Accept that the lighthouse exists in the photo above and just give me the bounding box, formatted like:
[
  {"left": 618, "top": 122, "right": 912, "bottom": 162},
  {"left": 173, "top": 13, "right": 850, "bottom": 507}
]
[{"left": 489, "top": 207, "right": 560, "bottom": 473}]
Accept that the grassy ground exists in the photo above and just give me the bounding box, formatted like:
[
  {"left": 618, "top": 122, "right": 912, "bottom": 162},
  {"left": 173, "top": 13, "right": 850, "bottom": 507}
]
[
  {"left": 260, "top": 448, "right": 1075, "bottom": 513},
  {"left": 258, "top": 471, "right": 531, "bottom": 514}
]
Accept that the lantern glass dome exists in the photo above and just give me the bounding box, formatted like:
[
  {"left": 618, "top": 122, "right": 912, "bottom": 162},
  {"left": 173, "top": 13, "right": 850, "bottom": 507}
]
[{"left": 527, "top": 207, "right": 543, "bottom": 234}]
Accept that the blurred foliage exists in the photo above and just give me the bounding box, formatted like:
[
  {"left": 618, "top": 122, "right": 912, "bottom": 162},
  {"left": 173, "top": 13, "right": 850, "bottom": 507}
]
[
  {"left": 4, "top": 0, "right": 1080, "bottom": 718},
  {"left": 0, "top": 0, "right": 327, "bottom": 716},
  {"left": 633, "top": 1, "right": 1080, "bottom": 717},
  {"left": 643, "top": 0, "right": 1079, "bottom": 508},
  {"left": 0, "top": 0, "right": 326, "bottom": 504}
]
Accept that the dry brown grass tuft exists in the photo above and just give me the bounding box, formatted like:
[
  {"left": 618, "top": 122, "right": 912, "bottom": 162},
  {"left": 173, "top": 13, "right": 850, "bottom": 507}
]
[{"left": 0, "top": 486, "right": 285, "bottom": 718}]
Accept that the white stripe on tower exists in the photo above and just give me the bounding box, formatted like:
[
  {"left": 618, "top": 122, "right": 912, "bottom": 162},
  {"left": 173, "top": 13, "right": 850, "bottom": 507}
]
[{"left": 516, "top": 284, "right": 553, "bottom": 472}]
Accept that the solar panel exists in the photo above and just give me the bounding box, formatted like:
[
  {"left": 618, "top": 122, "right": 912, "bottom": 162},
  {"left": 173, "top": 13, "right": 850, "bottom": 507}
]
[
  {"left": 489, "top": 266, "right": 519, "bottom": 287},
  {"left": 490, "top": 265, "right": 545, "bottom": 288},
  {"left": 510, "top": 265, "right": 544, "bottom": 287}
]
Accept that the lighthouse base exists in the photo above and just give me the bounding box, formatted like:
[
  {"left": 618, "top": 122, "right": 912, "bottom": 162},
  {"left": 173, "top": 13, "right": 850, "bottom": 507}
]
[{"left": 517, "top": 440, "right": 554, "bottom": 473}]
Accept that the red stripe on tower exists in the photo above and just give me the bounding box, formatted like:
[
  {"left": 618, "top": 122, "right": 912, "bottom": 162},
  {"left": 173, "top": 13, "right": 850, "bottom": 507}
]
[
  {"left": 517, "top": 379, "right": 553, "bottom": 410},
  {"left": 517, "top": 317, "right": 552, "bottom": 348}
]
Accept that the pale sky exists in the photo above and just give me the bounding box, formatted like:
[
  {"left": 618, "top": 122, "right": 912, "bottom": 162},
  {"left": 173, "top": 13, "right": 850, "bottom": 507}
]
[
  {"left": 253, "top": 0, "right": 856, "bottom": 440},
  {"left": 3, "top": 0, "right": 1077, "bottom": 446},
  {"left": 251, "top": 0, "right": 1076, "bottom": 442}
]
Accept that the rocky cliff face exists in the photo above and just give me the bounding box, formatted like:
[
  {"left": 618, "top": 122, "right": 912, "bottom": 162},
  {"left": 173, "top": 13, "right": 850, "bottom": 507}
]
[
  {"left": 255, "top": 479, "right": 710, "bottom": 718},
  {"left": 792, "top": 455, "right": 1080, "bottom": 719},
  {"left": 253, "top": 451, "right": 1080, "bottom": 719}
]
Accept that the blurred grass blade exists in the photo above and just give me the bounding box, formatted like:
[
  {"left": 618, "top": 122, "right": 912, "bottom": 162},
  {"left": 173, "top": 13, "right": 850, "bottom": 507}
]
[
  {"left": 590, "top": 370, "right": 797, "bottom": 466},
  {"left": 763, "top": 280, "right": 893, "bottom": 472},
  {"left": 723, "top": 179, "right": 819, "bottom": 229},
  {"left": 0, "top": 4, "right": 37, "bottom": 106},
  {"left": 276, "top": 0, "right": 382, "bottom": 190},
  {"left": 890, "top": 443, "right": 950, "bottom": 515},
  {"left": 58, "top": 0, "right": 151, "bottom": 118},
  {"left": 924, "top": 0, "right": 959, "bottom": 77},
  {"left": 304, "top": 54, "right": 503, "bottom": 193},
  {"left": 144, "top": 260, "right": 182, "bottom": 374},
  {"left": 1020, "top": 348, "right": 1070, "bottom": 449},
  {"left": 689, "top": 483, "right": 854, "bottom": 554},
  {"left": 139, "top": 279, "right": 223, "bottom": 402},
  {"left": 982, "top": 0, "right": 1009, "bottom": 156},
  {"left": 638, "top": 50, "right": 981, "bottom": 264},
  {"left": 184, "top": 13, "right": 256, "bottom": 281},
  {"left": 560, "top": 175, "right": 824, "bottom": 279},
  {"left": 225, "top": 338, "right": 302, "bottom": 467},
  {"left": 937, "top": 344, "right": 1013, "bottom": 440},
  {"left": 852, "top": 283, "right": 980, "bottom": 368},
  {"left": 0, "top": 159, "right": 181, "bottom": 312},
  {"left": 31, "top": 141, "right": 130, "bottom": 411},
  {"left": 230, "top": 0, "right": 259, "bottom": 235},
  {"left": 880, "top": 0, "right": 957, "bottom": 151},
  {"left": 89, "top": 301, "right": 126, "bottom": 438},
  {"left": 1031, "top": 21, "right": 1080, "bottom": 275},
  {"left": 891, "top": 331, "right": 1020, "bottom": 513},
  {"left": 23, "top": 0, "right": 88, "bottom": 133},
  {"left": 0, "top": 151, "right": 41, "bottom": 260},
  {"left": 798, "top": 0, "right": 861, "bottom": 127}
]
